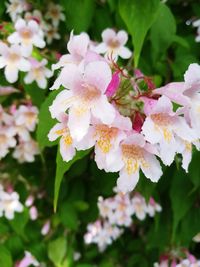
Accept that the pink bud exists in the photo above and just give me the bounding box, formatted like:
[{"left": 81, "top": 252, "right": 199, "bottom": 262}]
[
  {"left": 55, "top": 52, "right": 62, "bottom": 60},
  {"left": 6, "top": 184, "right": 14, "bottom": 193},
  {"left": 29, "top": 206, "right": 38, "bottom": 220},
  {"left": 41, "top": 220, "right": 50, "bottom": 236},
  {"left": 144, "top": 77, "right": 155, "bottom": 90},
  {"left": 134, "top": 69, "right": 143, "bottom": 78},
  {"left": 149, "top": 197, "right": 156, "bottom": 206},
  {"left": 170, "top": 260, "right": 177, "bottom": 267},
  {"left": 132, "top": 112, "right": 145, "bottom": 133},
  {"left": 25, "top": 195, "right": 34, "bottom": 207},
  {"left": 10, "top": 104, "right": 17, "bottom": 114},
  {"left": 105, "top": 72, "right": 120, "bottom": 97}
]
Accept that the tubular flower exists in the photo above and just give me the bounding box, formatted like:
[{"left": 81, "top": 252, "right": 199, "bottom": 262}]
[{"left": 49, "top": 61, "right": 116, "bottom": 141}]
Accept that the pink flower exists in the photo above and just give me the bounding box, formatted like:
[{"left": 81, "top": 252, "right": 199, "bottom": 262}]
[
  {"left": 105, "top": 133, "right": 162, "bottom": 194},
  {"left": 142, "top": 96, "right": 197, "bottom": 166},
  {"left": 49, "top": 61, "right": 116, "bottom": 141},
  {"left": 75, "top": 112, "right": 131, "bottom": 170},
  {"left": 153, "top": 82, "right": 189, "bottom": 106},
  {"left": 95, "top": 28, "right": 132, "bottom": 60},
  {"left": 52, "top": 31, "right": 90, "bottom": 72}
]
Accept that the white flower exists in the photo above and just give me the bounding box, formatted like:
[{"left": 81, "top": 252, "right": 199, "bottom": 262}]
[
  {"left": 0, "top": 105, "right": 13, "bottom": 125},
  {"left": 6, "top": 0, "right": 28, "bottom": 22},
  {"left": 24, "top": 58, "right": 52, "bottom": 89},
  {"left": 44, "top": 24, "right": 61, "bottom": 44},
  {"left": 8, "top": 18, "right": 45, "bottom": 56},
  {"left": 0, "top": 126, "right": 16, "bottom": 159},
  {"left": 95, "top": 28, "right": 132, "bottom": 60},
  {"left": 14, "top": 105, "right": 38, "bottom": 131},
  {"left": 0, "top": 189, "right": 23, "bottom": 220},
  {"left": 146, "top": 197, "right": 162, "bottom": 217},
  {"left": 131, "top": 194, "right": 147, "bottom": 220},
  {"left": 84, "top": 220, "right": 123, "bottom": 252},
  {"left": 24, "top": 9, "right": 48, "bottom": 32},
  {"left": 0, "top": 42, "right": 30, "bottom": 83},
  {"left": 12, "top": 139, "right": 39, "bottom": 163},
  {"left": 45, "top": 3, "right": 65, "bottom": 27}
]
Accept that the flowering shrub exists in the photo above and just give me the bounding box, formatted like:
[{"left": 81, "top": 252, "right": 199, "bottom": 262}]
[{"left": 0, "top": 0, "right": 200, "bottom": 267}]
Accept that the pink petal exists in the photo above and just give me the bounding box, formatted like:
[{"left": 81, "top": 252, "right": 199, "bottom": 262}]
[
  {"left": 105, "top": 71, "right": 120, "bottom": 97},
  {"left": 84, "top": 61, "right": 112, "bottom": 93}
]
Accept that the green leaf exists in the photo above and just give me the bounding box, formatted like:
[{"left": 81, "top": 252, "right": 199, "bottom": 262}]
[
  {"left": 0, "top": 2, "right": 5, "bottom": 16},
  {"left": 180, "top": 208, "right": 200, "bottom": 245},
  {"left": 59, "top": 202, "right": 78, "bottom": 230},
  {"left": 0, "top": 246, "right": 12, "bottom": 267},
  {"left": 60, "top": 0, "right": 95, "bottom": 33},
  {"left": 74, "top": 201, "right": 89, "bottom": 212},
  {"left": 150, "top": 3, "right": 176, "bottom": 62},
  {"left": 48, "top": 237, "right": 67, "bottom": 266},
  {"left": 54, "top": 149, "right": 91, "bottom": 211},
  {"left": 36, "top": 90, "right": 61, "bottom": 150},
  {"left": 24, "top": 83, "right": 46, "bottom": 107},
  {"left": 188, "top": 151, "right": 200, "bottom": 189},
  {"left": 9, "top": 208, "right": 29, "bottom": 236},
  {"left": 119, "top": 0, "right": 160, "bottom": 67},
  {"left": 170, "top": 170, "right": 195, "bottom": 239}
]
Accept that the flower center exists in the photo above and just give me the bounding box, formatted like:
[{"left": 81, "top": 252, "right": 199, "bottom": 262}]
[
  {"left": 108, "top": 39, "right": 120, "bottom": 49},
  {"left": 0, "top": 134, "right": 7, "bottom": 144},
  {"left": 122, "top": 144, "right": 143, "bottom": 160},
  {"left": 8, "top": 53, "right": 20, "bottom": 62},
  {"left": 151, "top": 113, "right": 171, "bottom": 126},
  {"left": 81, "top": 84, "right": 101, "bottom": 103},
  {"left": 21, "top": 28, "right": 33, "bottom": 40},
  {"left": 25, "top": 112, "right": 37, "bottom": 125},
  {"left": 95, "top": 125, "right": 118, "bottom": 153}
]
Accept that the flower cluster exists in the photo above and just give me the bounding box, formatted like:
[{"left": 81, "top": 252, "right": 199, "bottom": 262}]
[
  {"left": 49, "top": 30, "right": 199, "bottom": 194},
  {"left": 1, "top": 2, "right": 56, "bottom": 88},
  {"left": 0, "top": 103, "right": 39, "bottom": 162},
  {"left": 154, "top": 250, "right": 200, "bottom": 267},
  {"left": 0, "top": 184, "right": 23, "bottom": 220},
  {"left": 84, "top": 190, "right": 161, "bottom": 251},
  {"left": 6, "top": 0, "right": 65, "bottom": 45}
]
